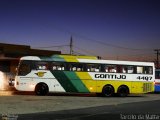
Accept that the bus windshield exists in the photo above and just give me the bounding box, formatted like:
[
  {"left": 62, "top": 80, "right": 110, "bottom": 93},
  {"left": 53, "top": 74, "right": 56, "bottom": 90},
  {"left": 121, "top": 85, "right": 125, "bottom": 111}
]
[{"left": 17, "top": 60, "right": 31, "bottom": 76}]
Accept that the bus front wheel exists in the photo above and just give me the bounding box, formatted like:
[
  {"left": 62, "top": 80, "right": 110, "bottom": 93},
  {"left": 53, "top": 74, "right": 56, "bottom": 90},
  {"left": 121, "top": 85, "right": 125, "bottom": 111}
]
[
  {"left": 35, "top": 83, "right": 49, "bottom": 96},
  {"left": 102, "top": 85, "right": 114, "bottom": 97}
]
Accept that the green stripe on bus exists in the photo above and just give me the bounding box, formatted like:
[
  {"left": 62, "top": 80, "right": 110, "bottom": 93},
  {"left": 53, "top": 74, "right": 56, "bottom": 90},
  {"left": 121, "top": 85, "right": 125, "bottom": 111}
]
[
  {"left": 51, "top": 55, "right": 66, "bottom": 61},
  {"left": 52, "top": 71, "right": 89, "bottom": 93},
  {"left": 64, "top": 72, "right": 90, "bottom": 93},
  {"left": 52, "top": 71, "right": 78, "bottom": 92},
  {"left": 40, "top": 55, "right": 66, "bottom": 62}
]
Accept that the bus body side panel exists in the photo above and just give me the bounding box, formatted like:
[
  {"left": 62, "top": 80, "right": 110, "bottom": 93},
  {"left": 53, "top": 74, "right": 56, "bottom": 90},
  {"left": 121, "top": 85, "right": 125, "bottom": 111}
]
[
  {"left": 87, "top": 72, "right": 154, "bottom": 94},
  {"left": 51, "top": 71, "right": 90, "bottom": 93},
  {"left": 75, "top": 72, "right": 132, "bottom": 93},
  {"left": 75, "top": 72, "right": 97, "bottom": 93},
  {"left": 95, "top": 81, "right": 131, "bottom": 93},
  {"left": 15, "top": 76, "right": 35, "bottom": 91},
  {"left": 15, "top": 70, "right": 66, "bottom": 92},
  {"left": 130, "top": 82, "right": 154, "bottom": 93}
]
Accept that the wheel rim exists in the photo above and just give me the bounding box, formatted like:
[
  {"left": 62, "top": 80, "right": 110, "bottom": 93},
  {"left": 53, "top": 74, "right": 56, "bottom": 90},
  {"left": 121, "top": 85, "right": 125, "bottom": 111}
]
[
  {"left": 118, "top": 86, "right": 128, "bottom": 97},
  {"left": 103, "top": 86, "right": 114, "bottom": 97},
  {"left": 36, "top": 84, "right": 48, "bottom": 95}
]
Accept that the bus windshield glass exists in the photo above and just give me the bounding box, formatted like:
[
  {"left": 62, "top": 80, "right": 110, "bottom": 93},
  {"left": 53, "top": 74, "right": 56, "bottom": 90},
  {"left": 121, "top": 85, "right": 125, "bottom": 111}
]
[{"left": 17, "top": 60, "right": 31, "bottom": 76}]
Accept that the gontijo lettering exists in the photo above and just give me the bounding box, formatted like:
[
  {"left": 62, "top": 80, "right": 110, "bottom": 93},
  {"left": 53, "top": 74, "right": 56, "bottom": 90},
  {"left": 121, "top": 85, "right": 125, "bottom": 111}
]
[{"left": 95, "top": 74, "right": 126, "bottom": 79}]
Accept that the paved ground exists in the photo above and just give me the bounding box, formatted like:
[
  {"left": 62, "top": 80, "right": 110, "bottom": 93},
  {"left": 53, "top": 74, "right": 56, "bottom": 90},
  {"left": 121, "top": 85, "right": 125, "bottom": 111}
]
[
  {"left": 1, "top": 91, "right": 160, "bottom": 115},
  {"left": 18, "top": 100, "right": 160, "bottom": 120}
]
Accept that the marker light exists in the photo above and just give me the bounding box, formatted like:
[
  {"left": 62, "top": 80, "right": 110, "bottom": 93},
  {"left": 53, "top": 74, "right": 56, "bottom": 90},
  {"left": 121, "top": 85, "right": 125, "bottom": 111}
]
[{"left": 89, "top": 87, "right": 93, "bottom": 90}]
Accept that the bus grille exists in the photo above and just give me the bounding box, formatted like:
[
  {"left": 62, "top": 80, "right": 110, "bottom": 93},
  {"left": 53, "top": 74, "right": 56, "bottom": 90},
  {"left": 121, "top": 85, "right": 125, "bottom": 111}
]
[{"left": 143, "top": 83, "right": 152, "bottom": 92}]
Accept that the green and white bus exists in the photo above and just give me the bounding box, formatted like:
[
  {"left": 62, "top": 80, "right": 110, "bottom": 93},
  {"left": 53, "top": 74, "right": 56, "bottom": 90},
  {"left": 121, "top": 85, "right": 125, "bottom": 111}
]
[{"left": 14, "top": 55, "right": 155, "bottom": 96}]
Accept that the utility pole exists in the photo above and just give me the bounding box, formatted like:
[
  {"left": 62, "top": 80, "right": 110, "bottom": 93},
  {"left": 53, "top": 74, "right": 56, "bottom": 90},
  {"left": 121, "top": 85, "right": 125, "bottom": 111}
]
[
  {"left": 154, "top": 49, "right": 160, "bottom": 68},
  {"left": 70, "top": 36, "right": 73, "bottom": 55}
]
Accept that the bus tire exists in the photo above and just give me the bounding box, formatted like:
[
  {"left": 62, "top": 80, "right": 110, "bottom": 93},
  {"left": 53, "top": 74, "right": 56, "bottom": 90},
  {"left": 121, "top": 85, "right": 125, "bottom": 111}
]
[
  {"left": 117, "top": 85, "right": 129, "bottom": 97},
  {"left": 35, "top": 83, "right": 49, "bottom": 96},
  {"left": 102, "top": 85, "right": 114, "bottom": 97}
]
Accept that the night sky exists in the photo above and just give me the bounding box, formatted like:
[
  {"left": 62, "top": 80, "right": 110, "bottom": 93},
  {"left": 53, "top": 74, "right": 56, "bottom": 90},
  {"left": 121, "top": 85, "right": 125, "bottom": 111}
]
[{"left": 0, "top": 0, "right": 160, "bottom": 61}]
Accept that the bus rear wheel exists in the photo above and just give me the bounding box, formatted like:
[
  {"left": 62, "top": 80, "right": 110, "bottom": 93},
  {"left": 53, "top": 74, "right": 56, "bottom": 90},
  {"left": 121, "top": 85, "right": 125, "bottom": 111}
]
[
  {"left": 102, "top": 85, "right": 114, "bottom": 97},
  {"left": 117, "top": 85, "right": 129, "bottom": 97},
  {"left": 35, "top": 83, "right": 49, "bottom": 96}
]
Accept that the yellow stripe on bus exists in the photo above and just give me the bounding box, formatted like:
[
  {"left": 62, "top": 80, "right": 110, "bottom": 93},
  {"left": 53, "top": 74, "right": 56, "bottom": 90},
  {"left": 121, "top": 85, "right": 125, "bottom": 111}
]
[
  {"left": 75, "top": 72, "right": 96, "bottom": 92},
  {"left": 59, "top": 55, "right": 97, "bottom": 62}
]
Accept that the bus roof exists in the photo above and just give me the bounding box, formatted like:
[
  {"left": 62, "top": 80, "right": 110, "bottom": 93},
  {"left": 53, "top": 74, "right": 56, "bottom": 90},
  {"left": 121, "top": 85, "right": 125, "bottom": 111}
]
[
  {"left": 20, "top": 55, "right": 97, "bottom": 62},
  {"left": 20, "top": 55, "right": 154, "bottom": 66},
  {"left": 78, "top": 59, "right": 154, "bottom": 66}
]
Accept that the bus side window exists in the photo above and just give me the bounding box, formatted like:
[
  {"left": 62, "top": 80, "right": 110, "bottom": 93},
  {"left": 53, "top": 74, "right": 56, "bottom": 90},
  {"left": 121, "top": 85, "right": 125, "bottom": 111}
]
[
  {"left": 36, "top": 62, "right": 48, "bottom": 70},
  {"left": 137, "top": 66, "right": 143, "bottom": 74},
  {"left": 51, "top": 62, "right": 65, "bottom": 71},
  {"left": 122, "top": 66, "right": 134, "bottom": 74},
  {"left": 77, "top": 64, "right": 83, "bottom": 71},
  {"left": 101, "top": 64, "right": 109, "bottom": 72},
  {"left": 69, "top": 63, "right": 84, "bottom": 72},
  {"left": 117, "top": 65, "right": 122, "bottom": 73},
  {"left": 148, "top": 67, "right": 153, "bottom": 74},
  {"left": 127, "top": 66, "right": 134, "bottom": 73},
  {"left": 86, "top": 64, "right": 100, "bottom": 72},
  {"left": 108, "top": 65, "right": 117, "bottom": 73},
  {"left": 144, "top": 66, "right": 153, "bottom": 74},
  {"left": 122, "top": 66, "right": 127, "bottom": 73},
  {"left": 52, "top": 66, "right": 57, "bottom": 70}
]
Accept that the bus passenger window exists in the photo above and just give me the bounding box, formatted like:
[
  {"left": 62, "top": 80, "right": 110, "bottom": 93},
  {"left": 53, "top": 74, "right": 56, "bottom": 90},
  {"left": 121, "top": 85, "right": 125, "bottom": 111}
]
[
  {"left": 108, "top": 65, "right": 116, "bottom": 73},
  {"left": 57, "top": 66, "right": 62, "bottom": 70},
  {"left": 144, "top": 66, "right": 153, "bottom": 74},
  {"left": 105, "top": 68, "right": 108, "bottom": 72},
  {"left": 148, "top": 67, "right": 153, "bottom": 74},
  {"left": 137, "top": 66, "right": 143, "bottom": 74},
  {"left": 37, "top": 65, "right": 47, "bottom": 70},
  {"left": 77, "top": 64, "right": 84, "bottom": 71},
  {"left": 86, "top": 64, "right": 100, "bottom": 72},
  {"left": 122, "top": 67, "right": 127, "bottom": 73},
  {"left": 127, "top": 66, "right": 134, "bottom": 73},
  {"left": 72, "top": 67, "right": 76, "bottom": 71},
  {"left": 69, "top": 63, "right": 84, "bottom": 72},
  {"left": 90, "top": 67, "right": 95, "bottom": 72},
  {"left": 122, "top": 66, "right": 134, "bottom": 74},
  {"left": 51, "top": 62, "right": 65, "bottom": 71},
  {"left": 52, "top": 66, "right": 57, "bottom": 70},
  {"left": 102, "top": 65, "right": 109, "bottom": 72},
  {"left": 36, "top": 62, "right": 48, "bottom": 70},
  {"left": 77, "top": 68, "right": 81, "bottom": 71}
]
